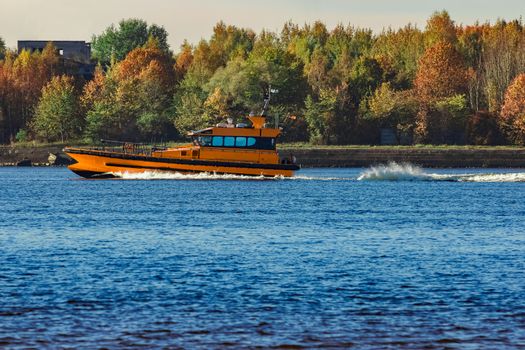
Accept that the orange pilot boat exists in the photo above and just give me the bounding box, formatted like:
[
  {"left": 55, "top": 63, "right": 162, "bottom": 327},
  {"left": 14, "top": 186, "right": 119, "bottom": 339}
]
[{"left": 64, "top": 95, "right": 300, "bottom": 178}]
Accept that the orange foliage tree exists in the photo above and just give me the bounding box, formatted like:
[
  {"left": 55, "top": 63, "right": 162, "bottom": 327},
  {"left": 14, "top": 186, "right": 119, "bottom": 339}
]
[
  {"left": 82, "top": 39, "right": 176, "bottom": 140},
  {"left": 0, "top": 43, "right": 61, "bottom": 142},
  {"left": 414, "top": 42, "right": 467, "bottom": 101},
  {"left": 414, "top": 41, "right": 468, "bottom": 142},
  {"left": 500, "top": 73, "right": 525, "bottom": 144},
  {"left": 174, "top": 41, "right": 194, "bottom": 81}
]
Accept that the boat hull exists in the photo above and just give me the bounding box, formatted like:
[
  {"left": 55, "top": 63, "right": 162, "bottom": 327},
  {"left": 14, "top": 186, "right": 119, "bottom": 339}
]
[{"left": 64, "top": 148, "right": 299, "bottom": 178}]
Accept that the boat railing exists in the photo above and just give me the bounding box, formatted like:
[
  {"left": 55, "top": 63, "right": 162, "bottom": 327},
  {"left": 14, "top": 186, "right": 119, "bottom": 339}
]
[{"left": 89, "top": 139, "right": 168, "bottom": 156}]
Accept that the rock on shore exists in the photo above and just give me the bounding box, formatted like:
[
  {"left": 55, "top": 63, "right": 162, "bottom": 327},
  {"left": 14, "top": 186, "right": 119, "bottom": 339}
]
[{"left": 0, "top": 145, "right": 74, "bottom": 166}]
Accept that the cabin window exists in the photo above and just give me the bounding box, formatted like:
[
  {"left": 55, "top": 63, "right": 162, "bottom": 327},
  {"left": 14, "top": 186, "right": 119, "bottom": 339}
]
[
  {"left": 224, "top": 136, "right": 235, "bottom": 147},
  {"left": 200, "top": 135, "right": 276, "bottom": 150},
  {"left": 198, "top": 136, "right": 212, "bottom": 146},
  {"left": 235, "top": 137, "right": 247, "bottom": 147},
  {"left": 244, "top": 137, "right": 275, "bottom": 150},
  {"left": 212, "top": 136, "right": 223, "bottom": 147}
]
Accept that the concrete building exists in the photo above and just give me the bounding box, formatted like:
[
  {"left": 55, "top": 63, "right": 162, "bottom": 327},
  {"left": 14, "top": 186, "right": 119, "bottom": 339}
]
[
  {"left": 18, "top": 40, "right": 91, "bottom": 63},
  {"left": 17, "top": 40, "right": 95, "bottom": 80}
]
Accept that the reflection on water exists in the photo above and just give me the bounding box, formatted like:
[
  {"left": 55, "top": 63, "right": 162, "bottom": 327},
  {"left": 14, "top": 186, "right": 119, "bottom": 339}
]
[{"left": 0, "top": 166, "right": 524, "bottom": 348}]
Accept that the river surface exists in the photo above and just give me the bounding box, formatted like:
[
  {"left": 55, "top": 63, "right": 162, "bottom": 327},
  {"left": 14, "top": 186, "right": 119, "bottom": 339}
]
[{"left": 0, "top": 165, "right": 524, "bottom": 349}]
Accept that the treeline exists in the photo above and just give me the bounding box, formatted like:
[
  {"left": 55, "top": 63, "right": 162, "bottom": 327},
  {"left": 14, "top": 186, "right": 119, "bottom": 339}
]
[{"left": 1, "top": 12, "right": 525, "bottom": 145}]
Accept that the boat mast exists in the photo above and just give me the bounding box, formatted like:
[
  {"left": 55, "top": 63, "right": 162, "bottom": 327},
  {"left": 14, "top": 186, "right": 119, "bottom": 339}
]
[
  {"left": 261, "top": 85, "right": 279, "bottom": 127},
  {"left": 261, "top": 85, "right": 271, "bottom": 117}
]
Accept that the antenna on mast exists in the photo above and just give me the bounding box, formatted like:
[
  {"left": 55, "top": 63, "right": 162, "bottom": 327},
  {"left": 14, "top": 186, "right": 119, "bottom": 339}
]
[{"left": 261, "top": 85, "right": 278, "bottom": 117}]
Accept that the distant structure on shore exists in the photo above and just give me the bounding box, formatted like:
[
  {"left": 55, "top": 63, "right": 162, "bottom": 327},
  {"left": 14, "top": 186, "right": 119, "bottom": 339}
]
[{"left": 17, "top": 40, "right": 95, "bottom": 80}]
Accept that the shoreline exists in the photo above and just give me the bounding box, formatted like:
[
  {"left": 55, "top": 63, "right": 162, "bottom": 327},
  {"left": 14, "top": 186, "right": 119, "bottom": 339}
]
[{"left": 2, "top": 145, "right": 525, "bottom": 168}]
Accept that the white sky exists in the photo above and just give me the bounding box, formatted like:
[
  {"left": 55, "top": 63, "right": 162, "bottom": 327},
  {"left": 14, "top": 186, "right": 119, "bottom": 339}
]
[{"left": 1, "top": 0, "right": 524, "bottom": 51}]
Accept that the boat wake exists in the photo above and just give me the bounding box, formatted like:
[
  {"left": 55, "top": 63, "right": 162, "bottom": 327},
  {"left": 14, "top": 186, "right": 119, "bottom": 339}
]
[
  {"left": 111, "top": 171, "right": 350, "bottom": 181},
  {"left": 357, "top": 162, "right": 525, "bottom": 182},
  {"left": 111, "top": 171, "right": 270, "bottom": 180},
  {"left": 109, "top": 164, "right": 525, "bottom": 182}
]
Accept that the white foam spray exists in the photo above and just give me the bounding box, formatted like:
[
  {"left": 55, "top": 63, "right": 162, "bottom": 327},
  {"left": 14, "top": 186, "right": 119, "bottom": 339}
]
[
  {"left": 357, "top": 162, "right": 525, "bottom": 183},
  {"left": 112, "top": 171, "right": 268, "bottom": 180},
  {"left": 106, "top": 163, "right": 525, "bottom": 182},
  {"left": 110, "top": 170, "right": 351, "bottom": 181},
  {"left": 357, "top": 162, "right": 435, "bottom": 181}
]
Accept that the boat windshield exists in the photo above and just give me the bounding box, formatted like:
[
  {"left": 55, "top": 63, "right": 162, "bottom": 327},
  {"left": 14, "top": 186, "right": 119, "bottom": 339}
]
[
  {"left": 194, "top": 135, "right": 275, "bottom": 150},
  {"left": 195, "top": 136, "right": 213, "bottom": 146}
]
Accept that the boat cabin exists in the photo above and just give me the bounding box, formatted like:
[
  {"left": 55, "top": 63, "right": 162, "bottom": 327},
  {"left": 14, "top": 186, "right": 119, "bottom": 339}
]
[
  {"left": 190, "top": 116, "right": 280, "bottom": 150},
  {"left": 151, "top": 115, "right": 282, "bottom": 164}
]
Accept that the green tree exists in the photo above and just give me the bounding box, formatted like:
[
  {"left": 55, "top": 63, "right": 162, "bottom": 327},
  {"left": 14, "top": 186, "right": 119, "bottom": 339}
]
[
  {"left": 32, "top": 75, "right": 81, "bottom": 142},
  {"left": 172, "top": 89, "right": 208, "bottom": 135},
  {"left": 147, "top": 24, "right": 170, "bottom": 53},
  {"left": 207, "top": 21, "right": 255, "bottom": 70},
  {"left": 372, "top": 24, "right": 425, "bottom": 88},
  {"left": 0, "top": 37, "right": 5, "bottom": 59},
  {"left": 349, "top": 56, "right": 383, "bottom": 101},
  {"left": 91, "top": 19, "right": 170, "bottom": 64},
  {"left": 433, "top": 94, "right": 469, "bottom": 144},
  {"left": 304, "top": 91, "right": 337, "bottom": 144},
  {"left": 363, "top": 83, "right": 418, "bottom": 143},
  {"left": 84, "top": 100, "right": 120, "bottom": 141},
  {"left": 205, "top": 32, "right": 306, "bottom": 117}
]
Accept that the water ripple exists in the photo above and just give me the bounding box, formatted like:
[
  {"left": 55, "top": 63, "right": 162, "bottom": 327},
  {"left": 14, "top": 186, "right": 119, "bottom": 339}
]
[{"left": 0, "top": 167, "right": 524, "bottom": 348}]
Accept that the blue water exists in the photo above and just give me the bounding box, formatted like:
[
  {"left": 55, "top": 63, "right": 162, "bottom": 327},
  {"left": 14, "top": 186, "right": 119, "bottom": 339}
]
[{"left": 1, "top": 166, "right": 524, "bottom": 349}]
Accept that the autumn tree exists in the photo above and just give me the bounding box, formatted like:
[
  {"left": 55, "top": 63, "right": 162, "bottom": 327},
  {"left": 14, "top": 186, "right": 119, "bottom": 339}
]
[
  {"left": 424, "top": 10, "right": 458, "bottom": 47},
  {"left": 0, "top": 43, "right": 62, "bottom": 142},
  {"left": 415, "top": 42, "right": 467, "bottom": 101},
  {"left": 414, "top": 41, "right": 468, "bottom": 143},
  {"left": 363, "top": 83, "right": 418, "bottom": 143},
  {"left": 83, "top": 39, "right": 176, "bottom": 141},
  {"left": 32, "top": 75, "right": 81, "bottom": 142},
  {"left": 500, "top": 73, "right": 525, "bottom": 144},
  {"left": 174, "top": 40, "right": 194, "bottom": 81},
  {"left": 91, "top": 19, "right": 170, "bottom": 64},
  {"left": 6, "top": 16, "right": 525, "bottom": 146}
]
